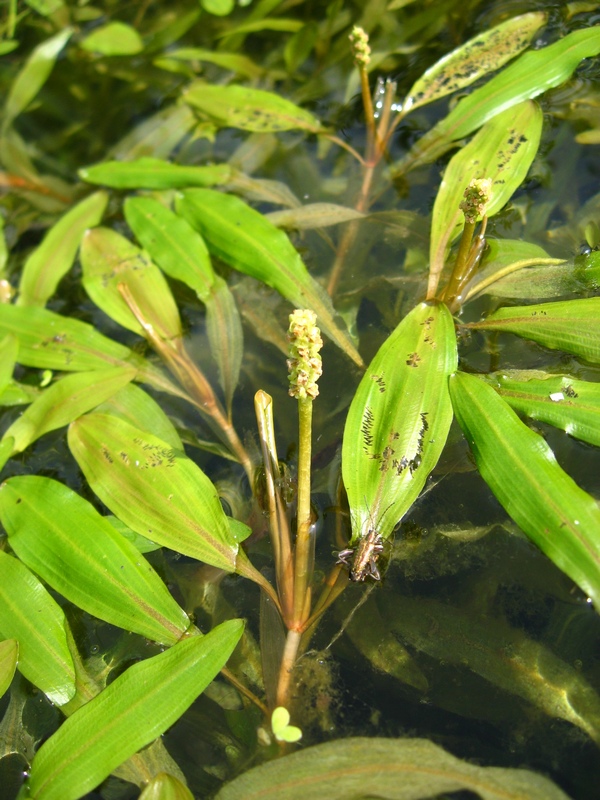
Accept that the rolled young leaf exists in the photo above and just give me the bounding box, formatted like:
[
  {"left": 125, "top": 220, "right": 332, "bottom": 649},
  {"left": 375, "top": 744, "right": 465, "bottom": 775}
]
[
  {"left": 449, "top": 370, "right": 600, "bottom": 609},
  {"left": 0, "top": 476, "right": 191, "bottom": 645},
  {"left": 176, "top": 189, "right": 363, "bottom": 366},
  {"left": 80, "top": 158, "right": 231, "bottom": 189},
  {"left": 0, "top": 551, "right": 76, "bottom": 705},
  {"left": 68, "top": 413, "right": 242, "bottom": 572},
  {"left": 342, "top": 302, "right": 457, "bottom": 546},
  {"left": 465, "top": 298, "right": 600, "bottom": 363},
  {"left": 27, "top": 619, "right": 244, "bottom": 800}
]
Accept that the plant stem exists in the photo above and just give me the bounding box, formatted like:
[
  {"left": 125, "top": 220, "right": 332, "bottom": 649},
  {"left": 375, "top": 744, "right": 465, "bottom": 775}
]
[
  {"left": 440, "top": 219, "right": 477, "bottom": 304},
  {"left": 291, "top": 396, "right": 314, "bottom": 626},
  {"left": 276, "top": 629, "right": 302, "bottom": 707}
]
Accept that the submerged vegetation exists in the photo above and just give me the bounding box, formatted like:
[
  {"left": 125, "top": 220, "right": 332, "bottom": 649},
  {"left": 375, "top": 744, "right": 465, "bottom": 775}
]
[{"left": 1, "top": 0, "right": 600, "bottom": 798}]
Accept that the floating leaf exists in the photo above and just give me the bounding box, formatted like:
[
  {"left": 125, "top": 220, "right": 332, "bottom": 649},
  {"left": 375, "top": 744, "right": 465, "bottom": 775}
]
[
  {"left": 177, "top": 189, "right": 363, "bottom": 366},
  {"left": 486, "top": 371, "right": 600, "bottom": 448},
  {"left": 403, "top": 12, "right": 546, "bottom": 112},
  {"left": 139, "top": 773, "right": 194, "bottom": 800},
  {"left": 18, "top": 191, "right": 108, "bottom": 307},
  {"left": 465, "top": 298, "right": 600, "bottom": 363},
  {"left": 265, "top": 203, "right": 365, "bottom": 230},
  {"left": 214, "top": 736, "right": 569, "bottom": 800},
  {"left": 80, "top": 158, "right": 231, "bottom": 190},
  {"left": 183, "top": 83, "right": 321, "bottom": 133},
  {"left": 0, "top": 639, "right": 18, "bottom": 701},
  {"left": 342, "top": 302, "right": 457, "bottom": 548},
  {"left": 271, "top": 707, "right": 302, "bottom": 743},
  {"left": 124, "top": 196, "right": 215, "bottom": 302},
  {"left": 397, "top": 26, "right": 600, "bottom": 173},
  {"left": 0, "top": 551, "right": 75, "bottom": 705},
  {"left": 2, "top": 28, "right": 73, "bottom": 131},
  {"left": 2, "top": 366, "right": 136, "bottom": 455},
  {"left": 0, "top": 476, "right": 191, "bottom": 645},
  {"left": 449, "top": 371, "right": 600, "bottom": 608},
  {"left": 68, "top": 413, "right": 240, "bottom": 572},
  {"left": 429, "top": 101, "right": 542, "bottom": 297},
  {"left": 80, "top": 22, "right": 143, "bottom": 56},
  {"left": 81, "top": 227, "right": 182, "bottom": 341},
  {"left": 27, "top": 620, "right": 244, "bottom": 800}
]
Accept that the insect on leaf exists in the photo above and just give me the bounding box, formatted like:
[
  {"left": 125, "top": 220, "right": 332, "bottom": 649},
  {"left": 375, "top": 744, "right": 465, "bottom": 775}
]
[{"left": 342, "top": 302, "right": 457, "bottom": 546}]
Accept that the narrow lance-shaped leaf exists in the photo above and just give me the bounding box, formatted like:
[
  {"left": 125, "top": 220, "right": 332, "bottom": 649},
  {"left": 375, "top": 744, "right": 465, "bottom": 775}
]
[
  {"left": 0, "top": 333, "right": 18, "bottom": 394},
  {"left": 0, "top": 551, "right": 76, "bottom": 705},
  {"left": 206, "top": 275, "right": 244, "bottom": 416},
  {"left": 80, "top": 227, "right": 182, "bottom": 341},
  {"left": 2, "top": 366, "right": 136, "bottom": 455},
  {"left": 18, "top": 191, "right": 108, "bottom": 307},
  {"left": 485, "top": 371, "right": 600, "bottom": 448},
  {"left": 27, "top": 620, "right": 244, "bottom": 800},
  {"left": 465, "top": 297, "right": 600, "bottom": 363},
  {"left": 0, "top": 639, "right": 18, "bottom": 701},
  {"left": 449, "top": 370, "right": 600, "bottom": 609},
  {"left": 214, "top": 737, "right": 569, "bottom": 800},
  {"left": 403, "top": 12, "right": 546, "bottom": 113},
  {"left": 183, "top": 83, "right": 322, "bottom": 133},
  {"left": 342, "top": 302, "right": 457, "bottom": 546},
  {"left": 177, "top": 189, "right": 363, "bottom": 367},
  {"left": 68, "top": 413, "right": 241, "bottom": 572},
  {"left": 397, "top": 26, "right": 600, "bottom": 173},
  {"left": 79, "top": 158, "right": 231, "bottom": 190},
  {"left": 0, "top": 476, "right": 191, "bottom": 646},
  {"left": 428, "top": 101, "right": 542, "bottom": 297}
]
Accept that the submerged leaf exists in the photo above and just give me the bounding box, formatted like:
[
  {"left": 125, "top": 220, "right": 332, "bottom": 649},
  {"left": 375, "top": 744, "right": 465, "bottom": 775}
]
[
  {"left": 80, "top": 158, "right": 231, "bottom": 189},
  {"left": 177, "top": 189, "right": 363, "bottom": 366},
  {"left": 206, "top": 275, "right": 243, "bottom": 415},
  {"left": 0, "top": 476, "right": 191, "bottom": 645},
  {"left": 0, "top": 639, "right": 18, "bottom": 701},
  {"left": 214, "top": 736, "right": 569, "bottom": 800},
  {"left": 27, "top": 620, "right": 244, "bottom": 800},
  {"left": 342, "top": 302, "right": 457, "bottom": 550},
  {"left": 139, "top": 773, "right": 194, "bottom": 800},
  {"left": 80, "top": 22, "right": 143, "bottom": 56},
  {"left": 466, "top": 298, "right": 600, "bottom": 363},
  {"left": 450, "top": 371, "right": 600, "bottom": 609}
]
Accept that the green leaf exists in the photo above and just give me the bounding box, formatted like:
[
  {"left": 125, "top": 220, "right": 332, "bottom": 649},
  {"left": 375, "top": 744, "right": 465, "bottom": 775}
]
[
  {"left": 0, "top": 639, "right": 18, "bottom": 700},
  {"left": 79, "top": 158, "right": 231, "bottom": 189},
  {"left": 429, "top": 101, "right": 542, "bottom": 296},
  {"left": 206, "top": 275, "right": 243, "bottom": 415},
  {"left": 486, "top": 371, "right": 600, "bottom": 448},
  {"left": 265, "top": 203, "right": 365, "bottom": 230},
  {"left": 80, "top": 227, "right": 182, "bottom": 341},
  {"left": 465, "top": 298, "right": 600, "bottom": 363},
  {"left": 167, "top": 48, "right": 264, "bottom": 79},
  {"left": 449, "top": 371, "right": 600, "bottom": 608},
  {"left": 0, "top": 333, "right": 18, "bottom": 394},
  {"left": 2, "top": 366, "right": 136, "bottom": 455},
  {"left": 2, "top": 28, "right": 73, "bottom": 131},
  {"left": 342, "top": 302, "right": 457, "bottom": 550},
  {"left": 68, "top": 413, "right": 240, "bottom": 572},
  {"left": 177, "top": 189, "right": 363, "bottom": 366},
  {"left": 0, "top": 476, "right": 191, "bottom": 645},
  {"left": 183, "top": 83, "right": 321, "bottom": 133},
  {"left": 124, "top": 196, "right": 215, "bottom": 302},
  {"left": 214, "top": 736, "right": 569, "bottom": 800},
  {"left": 110, "top": 103, "right": 197, "bottom": 161},
  {"left": 139, "top": 773, "right": 194, "bottom": 800},
  {"left": 0, "top": 551, "right": 76, "bottom": 705},
  {"left": 18, "top": 191, "right": 108, "bottom": 307},
  {"left": 403, "top": 12, "right": 546, "bottom": 112},
  {"left": 202, "top": 0, "right": 235, "bottom": 16},
  {"left": 398, "top": 26, "right": 600, "bottom": 172},
  {"left": 27, "top": 620, "right": 244, "bottom": 800},
  {"left": 79, "top": 22, "right": 143, "bottom": 56}
]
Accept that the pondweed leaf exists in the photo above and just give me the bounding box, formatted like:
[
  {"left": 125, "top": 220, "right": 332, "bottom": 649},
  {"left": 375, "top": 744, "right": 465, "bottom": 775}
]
[
  {"left": 167, "top": 47, "right": 264, "bottom": 79},
  {"left": 206, "top": 274, "right": 244, "bottom": 415},
  {"left": 265, "top": 203, "right": 365, "bottom": 230},
  {"left": 2, "top": 27, "right": 73, "bottom": 131},
  {"left": 342, "top": 302, "right": 457, "bottom": 546},
  {"left": 27, "top": 620, "right": 244, "bottom": 800},
  {"left": 1, "top": 366, "right": 136, "bottom": 456},
  {"left": 177, "top": 189, "right": 363, "bottom": 366},
  {"left": 79, "top": 22, "right": 143, "bottom": 56},
  {"left": 0, "top": 639, "right": 17, "bottom": 701},
  {"left": 18, "top": 191, "right": 108, "bottom": 307},
  {"left": 0, "top": 476, "right": 191, "bottom": 646},
  {"left": 485, "top": 371, "right": 600, "bottom": 448},
  {"left": 80, "top": 158, "right": 231, "bottom": 189},
  {"left": 68, "top": 413, "right": 241, "bottom": 572},
  {"left": 397, "top": 26, "right": 600, "bottom": 173},
  {"left": 403, "top": 12, "right": 546, "bottom": 113},
  {"left": 81, "top": 227, "right": 182, "bottom": 341},
  {"left": 428, "top": 101, "right": 542, "bottom": 297},
  {"left": 109, "top": 103, "right": 197, "bottom": 161},
  {"left": 183, "top": 83, "right": 321, "bottom": 133},
  {"left": 0, "top": 551, "right": 76, "bottom": 705},
  {"left": 465, "top": 298, "right": 600, "bottom": 363},
  {"left": 449, "top": 371, "right": 600, "bottom": 609},
  {"left": 139, "top": 773, "right": 194, "bottom": 800},
  {"left": 215, "top": 736, "right": 569, "bottom": 800},
  {"left": 0, "top": 333, "right": 17, "bottom": 394}
]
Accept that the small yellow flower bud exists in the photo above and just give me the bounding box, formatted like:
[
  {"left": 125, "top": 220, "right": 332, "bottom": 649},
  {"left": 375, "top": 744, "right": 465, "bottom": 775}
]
[
  {"left": 287, "top": 309, "right": 323, "bottom": 400},
  {"left": 349, "top": 26, "right": 371, "bottom": 68},
  {"left": 460, "top": 178, "right": 493, "bottom": 224}
]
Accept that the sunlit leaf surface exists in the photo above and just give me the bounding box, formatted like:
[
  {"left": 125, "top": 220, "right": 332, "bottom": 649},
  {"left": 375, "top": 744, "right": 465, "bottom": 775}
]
[
  {"left": 80, "top": 158, "right": 231, "bottom": 189},
  {"left": 0, "top": 639, "right": 18, "bottom": 701}
]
